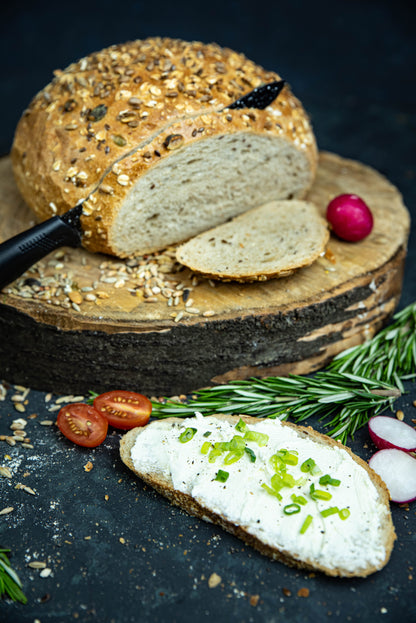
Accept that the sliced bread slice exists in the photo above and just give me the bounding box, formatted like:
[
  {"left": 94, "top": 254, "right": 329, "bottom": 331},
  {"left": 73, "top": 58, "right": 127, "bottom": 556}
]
[
  {"left": 175, "top": 200, "right": 329, "bottom": 281},
  {"left": 120, "top": 414, "right": 396, "bottom": 577}
]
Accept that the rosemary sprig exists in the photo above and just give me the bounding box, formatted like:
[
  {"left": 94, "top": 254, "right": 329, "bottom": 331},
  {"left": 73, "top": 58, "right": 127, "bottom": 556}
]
[
  {"left": 329, "top": 302, "right": 416, "bottom": 388},
  {"left": 0, "top": 549, "right": 27, "bottom": 604},
  {"left": 151, "top": 302, "right": 416, "bottom": 443},
  {"left": 151, "top": 372, "right": 399, "bottom": 444}
]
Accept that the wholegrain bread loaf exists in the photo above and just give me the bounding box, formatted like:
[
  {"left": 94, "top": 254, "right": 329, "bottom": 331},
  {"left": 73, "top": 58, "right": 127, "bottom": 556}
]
[
  {"left": 12, "top": 37, "right": 317, "bottom": 258},
  {"left": 120, "top": 413, "right": 396, "bottom": 577},
  {"left": 175, "top": 200, "right": 329, "bottom": 281}
]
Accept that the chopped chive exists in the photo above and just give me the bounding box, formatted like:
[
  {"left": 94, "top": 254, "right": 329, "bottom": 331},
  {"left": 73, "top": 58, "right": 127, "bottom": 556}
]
[
  {"left": 208, "top": 448, "right": 222, "bottom": 463},
  {"left": 313, "top": 491, "right": 332, "bottom": 501},
  {"left": 201, "top": 441, "right": 211, "bottom": 454},
  {"left": 230, "top": 435, "right": 246, "bottom": 452},
  {"left": 275, "top": 449, "right": 299, "bottom": 465},
  {"left": 270, "top": 474, "right": 282, "bottom": 491},
  {"left": 300, "top": 458, "right": 317, "bottom": 473},
  {"left": 179, "top": 427, "right": 197, "bottom": 443},
  {"left": 244, "top": 447, "right": 256, "bottom": 462},
  {"left": 270, "top": 454, "right": 287, "bottom": 473},
  {"left": 235, "top": 418, "right": 247, "bottom": 433},
  {"left": 244, "top": 430, "right": 269, "bottom": 446},
  {"left": 215, "top": 469, "right": 229, "bottom": 483},
  {"left": 319, "top": 474, "right": 341, "bottom": 487},
  {"left": 281, "top": 473, "right": 297, "bottom": 488},
  {"left": 215, "top": 441, "right": 231, "bottom": 451},
  {"left": 311, "top": 464, "right": 322, "bottom": 476},
  {"left": 203, "top": 431, "right": 212, "bottom": 437},
  {"left": 300, "top": 514, "right": 313, "bottom": 534},
  {"left": 309, "top": 483, "right": 332, "bottom": 501},
  {"left": 291, "top": 494, "right": 308, "bottom": 506},
  {"left": 339, "top": 508, "right": 351, "bottom": 520},
  {"left": 261, "top": 483, "right": 283, "bottom": 500},
  {"left": 283, "top": 503, "right": 301, "bottom": 515},
  {"left": 223, "top": 451, "right": 243, "bottom": 465},
  {"left": 320, "top": 506, "right": 340, "bottom": 517}
]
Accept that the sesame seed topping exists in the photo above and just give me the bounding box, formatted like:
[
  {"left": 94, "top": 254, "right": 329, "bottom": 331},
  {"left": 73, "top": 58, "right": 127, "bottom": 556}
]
[{"left": 117, "top": 174, "right": 130, "bottom": 186}]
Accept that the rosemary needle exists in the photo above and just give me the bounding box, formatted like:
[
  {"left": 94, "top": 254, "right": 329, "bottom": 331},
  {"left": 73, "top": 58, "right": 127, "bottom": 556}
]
[
  {"left": 0, "top": 549, "right": 27, "bottom": 604},
  {"left": 151, "top": 302, "right": 416, "bottom": 443}
]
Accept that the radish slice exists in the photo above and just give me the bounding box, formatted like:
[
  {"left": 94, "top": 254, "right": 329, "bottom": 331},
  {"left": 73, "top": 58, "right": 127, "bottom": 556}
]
[
  {"left": 369, "top": 448, "right": 416, "bottom": 503},
  {"left": 368, "top": 415, "right": 416, "bottom": 452}
]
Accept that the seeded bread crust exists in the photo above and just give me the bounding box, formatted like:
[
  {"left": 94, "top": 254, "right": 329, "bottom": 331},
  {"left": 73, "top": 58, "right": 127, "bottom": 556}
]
[
  {"left": 120, "top": 414, "right": 396, "bottom": 577},
  {"left": 175, "top": 200, "right": 329, "bottom": 282},
  {"left": 11, "top": 37, "right": 317, "bottom": 257}
]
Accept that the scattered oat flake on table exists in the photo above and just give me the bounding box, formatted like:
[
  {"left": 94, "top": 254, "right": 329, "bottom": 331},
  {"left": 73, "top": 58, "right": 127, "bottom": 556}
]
[
  {"left": 249, "top": 594, "right": 260, "bottom": 607},
  {"left": 15, "top": 482, "right": 37, "bottom": 495},
  {"left": 28, "top": 561, "right": 47, "bottom": 569},
  {"left": 0, "top": 466, "right": 13, "bottom": 478},
  {"left": 208, "top": 572, "right": 222, "bottom": 588},
  {"left": 84, "top": 461, "right": 93, "bottom": 472},
  {"left": 10, "top": 418, "right": 27, "bottom": 430}
]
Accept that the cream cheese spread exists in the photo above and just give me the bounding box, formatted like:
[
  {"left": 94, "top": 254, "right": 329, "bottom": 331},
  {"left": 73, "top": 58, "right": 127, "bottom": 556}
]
[{"left": 130, "top": 414, "right": 390, "bottom": 573}]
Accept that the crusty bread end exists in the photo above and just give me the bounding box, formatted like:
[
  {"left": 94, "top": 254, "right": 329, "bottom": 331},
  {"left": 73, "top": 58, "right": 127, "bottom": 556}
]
[{"left": 12, "top": 37, "right": 317, "bottom": 258}]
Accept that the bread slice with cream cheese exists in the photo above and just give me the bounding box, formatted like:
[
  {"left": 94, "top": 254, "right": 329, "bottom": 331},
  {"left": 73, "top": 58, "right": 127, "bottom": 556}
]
[{"left": 120, "top": 413, "right": 395, "bottom": 577}]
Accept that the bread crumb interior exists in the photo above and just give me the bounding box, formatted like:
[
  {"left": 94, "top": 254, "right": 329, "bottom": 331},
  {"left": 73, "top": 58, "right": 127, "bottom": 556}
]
[{"left": 111, "top": 133, "right": 311, "bottom": 255}]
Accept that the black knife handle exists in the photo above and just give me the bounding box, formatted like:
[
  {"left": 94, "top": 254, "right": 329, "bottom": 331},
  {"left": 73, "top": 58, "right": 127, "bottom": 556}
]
[{"left": 0, "top": 216, "right": 82, "bottom": 291}]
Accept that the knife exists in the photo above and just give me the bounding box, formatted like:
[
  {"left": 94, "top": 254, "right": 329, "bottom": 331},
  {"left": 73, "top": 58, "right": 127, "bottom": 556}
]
[{"left": 0, "top": 80, "right": 286, "bottom": 291}]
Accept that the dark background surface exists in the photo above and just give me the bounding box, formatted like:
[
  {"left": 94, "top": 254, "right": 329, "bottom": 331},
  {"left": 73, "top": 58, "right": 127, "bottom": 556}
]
[{"left": 0, "top": 1, "right": 415, "bottom": 622}]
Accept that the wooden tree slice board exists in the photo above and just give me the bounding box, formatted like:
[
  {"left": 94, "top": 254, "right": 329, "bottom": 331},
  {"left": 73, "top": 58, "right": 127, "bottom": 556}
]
[{"left": 0, "top": 151, "right": 410, "bottom": 396}]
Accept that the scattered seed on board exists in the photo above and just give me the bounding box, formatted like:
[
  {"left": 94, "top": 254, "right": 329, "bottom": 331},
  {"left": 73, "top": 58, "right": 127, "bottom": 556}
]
[
  {"left": 5, "top": 244, "right": 218, "bottom": 320},
  {"left": 0, "top": 507, "right": 14, "bottom": 515},
  {"left": 174, "top": 311, "right": 184, "bottom": 323}
]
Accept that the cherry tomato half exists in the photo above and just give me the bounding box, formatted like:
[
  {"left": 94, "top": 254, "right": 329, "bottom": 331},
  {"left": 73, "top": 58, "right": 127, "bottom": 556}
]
[
  {"left": 57, "top": 403, "right": 108, "bottom": 447},
  {"left": 93, "top": 390, "right": 152, "bottom": 430}
]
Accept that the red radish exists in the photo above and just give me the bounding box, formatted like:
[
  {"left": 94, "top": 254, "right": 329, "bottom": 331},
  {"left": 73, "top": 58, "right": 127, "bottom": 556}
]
[
  {"left": 369, "top": 448, "right": 416, "bottom": 503},
  {"left": 326, "top": 194, "right": 373, "bottom": 241},
  {"left": 368, "top": 415, "right": 416, "bottom": 452}
]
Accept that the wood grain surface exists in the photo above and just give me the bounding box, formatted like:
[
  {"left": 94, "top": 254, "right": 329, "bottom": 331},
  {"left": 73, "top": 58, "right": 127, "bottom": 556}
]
[{"left": 0, "top": 151, "right": 410, "bottom": 396}]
